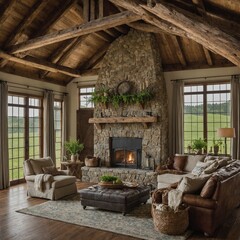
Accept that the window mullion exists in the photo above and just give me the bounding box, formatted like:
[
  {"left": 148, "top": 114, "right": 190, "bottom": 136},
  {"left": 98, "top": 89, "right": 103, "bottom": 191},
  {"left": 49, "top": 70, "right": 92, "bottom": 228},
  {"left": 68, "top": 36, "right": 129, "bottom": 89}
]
[
  {"left": 203, "top": 85, "right": 208, "bottom": 147},
  {"left": 25, "top": 97, "right": 29, "bottom": 159}
]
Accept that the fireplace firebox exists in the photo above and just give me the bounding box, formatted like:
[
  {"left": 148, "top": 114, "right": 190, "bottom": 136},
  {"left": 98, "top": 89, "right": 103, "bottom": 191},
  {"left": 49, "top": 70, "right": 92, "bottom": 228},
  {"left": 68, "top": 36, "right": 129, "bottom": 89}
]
[{"left": 110, "top": 137, "right": 142, "bottom": 169}]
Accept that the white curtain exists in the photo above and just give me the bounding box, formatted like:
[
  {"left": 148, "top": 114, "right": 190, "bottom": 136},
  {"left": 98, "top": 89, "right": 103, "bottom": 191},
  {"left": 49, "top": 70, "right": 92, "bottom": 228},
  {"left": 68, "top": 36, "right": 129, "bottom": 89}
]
[
  {"left": 0, "top": 81, "right": 9, "bottom": 189},
  {"left": 61, "top": 94, "right": 68, "bottom": 160},
  {"left": 231, "top": 75, "right": 240, "bottom": 159},
  {"left": 169, "top": 80, "right": 184, "bottom": 155},
  {"left": 43, "top": 90, "right": 56, "bottom": 164}
]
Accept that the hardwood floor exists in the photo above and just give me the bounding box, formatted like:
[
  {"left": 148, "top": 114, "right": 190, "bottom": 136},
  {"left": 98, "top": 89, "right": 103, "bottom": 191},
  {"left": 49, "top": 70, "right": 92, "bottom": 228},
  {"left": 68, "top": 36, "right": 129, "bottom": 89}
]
[{"left": 0, "top": 182, "right": 240, "bottom": 240}]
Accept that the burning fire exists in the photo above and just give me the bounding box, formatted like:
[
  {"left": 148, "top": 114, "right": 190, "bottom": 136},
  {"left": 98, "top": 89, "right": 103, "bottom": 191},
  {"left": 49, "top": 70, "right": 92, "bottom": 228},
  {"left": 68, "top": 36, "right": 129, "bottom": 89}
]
[{"left": 126, "top": 152, "right": 134, "bottom": 164}]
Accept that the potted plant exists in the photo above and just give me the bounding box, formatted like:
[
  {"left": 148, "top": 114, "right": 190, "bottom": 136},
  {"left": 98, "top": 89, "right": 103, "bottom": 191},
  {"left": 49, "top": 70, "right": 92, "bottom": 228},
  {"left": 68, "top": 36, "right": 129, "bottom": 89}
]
[
  {"left": 90, "top": 87, "right": 109, "bottom": 108},
  {"left": 212, "top": 138, "right": 223, "bottom": 155},
  {"left": 191, "top": 138, "right": 207, "bottom": 154},
  {"left": 64, "top": 139, "right": 84, "bottom": 162}
]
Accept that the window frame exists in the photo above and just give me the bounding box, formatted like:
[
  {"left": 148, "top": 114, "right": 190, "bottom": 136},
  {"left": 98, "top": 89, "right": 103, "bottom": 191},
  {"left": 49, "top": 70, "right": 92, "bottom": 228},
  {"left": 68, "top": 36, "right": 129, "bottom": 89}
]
[
  {"left": 8, "top": 92, "right": 43, "bottom": 185},
  {"left": 184, "top": 81, "right": 231, "bottom": 153},
  {"left": 79, "top": 86, "right": 95, "bottom": 109}
]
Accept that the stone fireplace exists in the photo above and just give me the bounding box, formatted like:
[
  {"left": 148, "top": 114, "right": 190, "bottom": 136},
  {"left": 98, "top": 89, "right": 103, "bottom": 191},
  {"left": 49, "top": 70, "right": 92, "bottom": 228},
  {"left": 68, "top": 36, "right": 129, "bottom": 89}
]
[
  {"left": 93, "top": 29, "right": 169, "bottom": 169},
  {"left": 110, "top": 137, "right": 142, "bottom": 169}
]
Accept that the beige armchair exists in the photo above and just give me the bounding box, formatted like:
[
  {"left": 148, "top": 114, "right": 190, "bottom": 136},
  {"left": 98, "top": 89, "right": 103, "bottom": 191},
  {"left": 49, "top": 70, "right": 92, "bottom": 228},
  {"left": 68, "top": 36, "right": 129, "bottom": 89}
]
[{"left": 23, "top": 157, "right": 77, "bottom": 200}]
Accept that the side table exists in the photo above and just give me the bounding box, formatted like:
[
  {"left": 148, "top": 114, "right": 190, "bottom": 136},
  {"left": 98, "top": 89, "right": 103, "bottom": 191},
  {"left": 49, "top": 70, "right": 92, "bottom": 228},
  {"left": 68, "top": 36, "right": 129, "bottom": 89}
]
[{"left": 61, "top": 161, "right": 85, "bottom": 180}]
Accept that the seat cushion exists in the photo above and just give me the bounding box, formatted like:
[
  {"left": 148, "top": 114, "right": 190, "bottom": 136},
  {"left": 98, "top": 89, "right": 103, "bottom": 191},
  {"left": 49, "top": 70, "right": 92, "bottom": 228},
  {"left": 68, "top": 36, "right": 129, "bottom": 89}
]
[
  {"left": 30, "top": 157, "right": 54, "bottom": 174},
  {"left": 157, "top": 173, "right": 193, "bottom": 185},
  {"left": 52, "top": 175, "right": 76, "bottom": 188}
]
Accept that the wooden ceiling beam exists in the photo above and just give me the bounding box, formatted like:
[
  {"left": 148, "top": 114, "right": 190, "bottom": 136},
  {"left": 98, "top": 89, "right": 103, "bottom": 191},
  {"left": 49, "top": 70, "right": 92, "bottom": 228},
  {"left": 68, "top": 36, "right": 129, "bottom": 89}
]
[
  {"left": 109, "top": 0, "right": 186, "bottom": 37},
  {"left": 0, "top": 0, "right": 51, "bottom": 68},
  {"left": 8, "top": 11, "right": 141, "bottom": 54},
  {"left": 3, "top": 0, "right": 50, "bottom": 47},
  {"left": 171, "top": 36, "right": 187, "bottom": 66},
  {"left": 0, "top": 0, "right": 15, "bottom": 25},
  {"left": 40, "top": 35, "right": 88, "bottom": 78},
  {"left": 192, "top": 0, "right": 213, "bottom": 66},
  {"left": 0, "top": 51, "right": 81, "bottom": 77},
  {"left": 138, "top": 1, "right": 240, "bottom": 67},
  {"left": 34, "top": 0, "right": 78, "bottom": 38}
]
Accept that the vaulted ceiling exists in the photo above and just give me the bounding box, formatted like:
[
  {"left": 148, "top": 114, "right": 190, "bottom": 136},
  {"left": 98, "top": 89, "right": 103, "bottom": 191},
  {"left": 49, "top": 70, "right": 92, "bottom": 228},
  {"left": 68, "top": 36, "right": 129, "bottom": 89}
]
[{"left": 0, "top": 0, "right": 239, "bottom": 86}]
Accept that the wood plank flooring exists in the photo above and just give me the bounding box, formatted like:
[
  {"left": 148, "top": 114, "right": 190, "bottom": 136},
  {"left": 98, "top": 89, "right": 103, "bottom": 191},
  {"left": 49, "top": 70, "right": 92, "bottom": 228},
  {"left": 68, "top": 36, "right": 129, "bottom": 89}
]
[{"left": 0, "top": 182, "right": 240, "bottom": 240}]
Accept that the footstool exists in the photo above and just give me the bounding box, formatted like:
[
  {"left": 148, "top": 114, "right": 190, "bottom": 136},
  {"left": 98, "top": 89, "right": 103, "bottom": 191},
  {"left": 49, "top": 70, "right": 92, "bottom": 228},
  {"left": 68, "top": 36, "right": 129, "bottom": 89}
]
[{"left": 79, "top": 185, "right": 150, "bottom": 215}]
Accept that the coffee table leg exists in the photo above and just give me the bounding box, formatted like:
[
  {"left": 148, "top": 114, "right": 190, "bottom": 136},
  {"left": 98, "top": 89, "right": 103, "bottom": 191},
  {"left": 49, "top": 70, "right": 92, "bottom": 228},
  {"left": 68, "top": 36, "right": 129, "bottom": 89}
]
[{"left": 83, "top": 206, "right": 86, "bottom": 210}]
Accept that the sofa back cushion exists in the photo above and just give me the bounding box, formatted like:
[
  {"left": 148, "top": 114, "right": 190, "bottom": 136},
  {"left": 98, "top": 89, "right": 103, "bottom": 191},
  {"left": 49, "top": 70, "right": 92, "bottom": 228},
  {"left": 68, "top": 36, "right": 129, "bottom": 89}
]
[
  {"left": 177, "top": 175, "right": 210, "bottom": 193},
  {"left": 200, "top": 176, "right": 219, "bottom": 198},
  {"left": 29, "top": 157, "right": 54, "bottom": 174},
  {"left": 184, "top": 155, "right": 205, "bottom": 172},
  {"left": 23, "top": 159, "right": 35, "bottom": 176},
  {"left": 173, "top": 155, "right": 188, "bottom": 171}
]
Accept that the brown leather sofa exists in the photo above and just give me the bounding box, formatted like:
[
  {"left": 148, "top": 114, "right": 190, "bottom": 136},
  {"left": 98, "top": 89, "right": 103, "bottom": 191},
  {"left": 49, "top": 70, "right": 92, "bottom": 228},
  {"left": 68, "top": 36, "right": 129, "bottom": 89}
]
[
  {"left": 153, "top": 160, "right": 240, "bottom": 236},
  {"left": 182, "top": 161, "right": 240, "bottom": 236}
]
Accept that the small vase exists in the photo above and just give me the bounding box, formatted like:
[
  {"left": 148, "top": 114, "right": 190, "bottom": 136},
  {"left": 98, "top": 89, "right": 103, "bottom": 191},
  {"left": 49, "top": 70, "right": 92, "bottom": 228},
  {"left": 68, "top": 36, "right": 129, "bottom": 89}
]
[
  {"left": 71, "top": 154, "right": 77, "bottom": 162},
  {"left": 213, "top": 146, "right": 219, "bottom": 155}
]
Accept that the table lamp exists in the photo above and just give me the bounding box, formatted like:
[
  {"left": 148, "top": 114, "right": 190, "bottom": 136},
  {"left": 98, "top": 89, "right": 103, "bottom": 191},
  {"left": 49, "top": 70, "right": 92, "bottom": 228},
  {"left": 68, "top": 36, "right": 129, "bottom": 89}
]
[{"left": 217, "top": 128, "right": 235, "bottom": 155}]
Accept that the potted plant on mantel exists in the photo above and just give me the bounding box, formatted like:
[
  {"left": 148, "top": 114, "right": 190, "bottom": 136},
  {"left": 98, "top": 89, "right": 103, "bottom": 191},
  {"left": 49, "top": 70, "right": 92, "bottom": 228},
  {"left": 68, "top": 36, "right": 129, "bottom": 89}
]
[
  {"left": 64, "top": 139, "right": 84, "bottom": 162},
  {"left": 191, "top": 138, "right": 207, "bottom": 154}
]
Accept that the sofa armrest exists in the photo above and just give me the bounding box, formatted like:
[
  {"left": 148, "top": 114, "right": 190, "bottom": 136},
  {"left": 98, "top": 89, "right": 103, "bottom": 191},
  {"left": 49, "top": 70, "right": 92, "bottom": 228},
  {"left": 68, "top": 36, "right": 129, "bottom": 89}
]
[
  {"left": 25, "top": 174, "right": 54, "bottom": 183},
  {"left": 57, "top": 170, "right": 69, "bottom": 175},
  {"left": 183, "top": 194, "right": 218, "bottom": 209}
]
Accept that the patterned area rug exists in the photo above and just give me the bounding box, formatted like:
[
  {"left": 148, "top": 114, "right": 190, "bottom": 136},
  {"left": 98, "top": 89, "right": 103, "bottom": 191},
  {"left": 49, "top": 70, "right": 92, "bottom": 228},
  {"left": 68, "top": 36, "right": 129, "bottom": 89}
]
[{"left": 17, "top": 193, "right": 192, "bottom": 240}]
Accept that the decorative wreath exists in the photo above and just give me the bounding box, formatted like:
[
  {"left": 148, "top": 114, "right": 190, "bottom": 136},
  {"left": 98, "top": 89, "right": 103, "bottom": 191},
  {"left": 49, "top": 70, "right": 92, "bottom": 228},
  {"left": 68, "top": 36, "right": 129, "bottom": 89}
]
[{"left": 116, "top": 81, "right": 131, "bottom": 95}]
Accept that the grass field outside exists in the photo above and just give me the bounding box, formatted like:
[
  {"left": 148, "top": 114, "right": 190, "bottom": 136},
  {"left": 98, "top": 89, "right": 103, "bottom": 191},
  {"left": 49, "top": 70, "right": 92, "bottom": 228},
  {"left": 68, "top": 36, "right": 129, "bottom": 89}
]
[{"left": 184, "top": 113, "right": 231, "bottom": 153}]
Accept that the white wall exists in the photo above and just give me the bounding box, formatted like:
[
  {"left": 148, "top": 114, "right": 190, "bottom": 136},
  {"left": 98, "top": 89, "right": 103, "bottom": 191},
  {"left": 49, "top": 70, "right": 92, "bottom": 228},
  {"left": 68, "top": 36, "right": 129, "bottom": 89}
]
[
  {"left": 66, "top": 75, "right": 98, "bottom": 140},
  {"left": 0, "top": 71, "right": 66, "bottom": 96}
]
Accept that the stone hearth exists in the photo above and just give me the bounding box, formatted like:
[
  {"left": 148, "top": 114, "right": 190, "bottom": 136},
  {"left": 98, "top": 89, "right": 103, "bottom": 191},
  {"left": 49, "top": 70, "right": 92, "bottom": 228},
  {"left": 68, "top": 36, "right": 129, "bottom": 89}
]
[
  {"left": 82, "top": 167, "right": 157, "bottom": 188},
  {"left": 93, "top": 29, "right": 169, "bottom": 169}
]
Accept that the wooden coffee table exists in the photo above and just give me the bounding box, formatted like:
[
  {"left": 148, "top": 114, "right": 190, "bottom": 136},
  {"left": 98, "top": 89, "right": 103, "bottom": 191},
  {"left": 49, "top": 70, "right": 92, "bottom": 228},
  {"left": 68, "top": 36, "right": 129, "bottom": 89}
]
[{"left": 79, "top": 185, "right": 150, "bottom": 215}]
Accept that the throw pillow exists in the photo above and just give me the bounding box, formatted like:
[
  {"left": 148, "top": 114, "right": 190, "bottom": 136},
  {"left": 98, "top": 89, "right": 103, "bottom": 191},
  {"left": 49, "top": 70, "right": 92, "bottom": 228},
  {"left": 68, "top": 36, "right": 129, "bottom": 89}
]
[
  {"left": 173, "top": 155, "right": 188, "bottom": 171},
  {"left": 203, "top": 162, "right": 219, "bottom": 174},
  {"left": 184, "top": 155, "right": 206, "bottom": 172},
  {"left": 200, "top": 176, "right": 218, "bottom": 198},
  {"left": 191, "top": 161, "right": 211, "bottom": 176},
  {"left": 177, "top": 175, "right": 210, "bottom": 193},
  {"left": 42, "top": 166, "right": 62, "bottom": 176},
  {"left": 217, "top": 159, "right": 228, "bottom": 168}
]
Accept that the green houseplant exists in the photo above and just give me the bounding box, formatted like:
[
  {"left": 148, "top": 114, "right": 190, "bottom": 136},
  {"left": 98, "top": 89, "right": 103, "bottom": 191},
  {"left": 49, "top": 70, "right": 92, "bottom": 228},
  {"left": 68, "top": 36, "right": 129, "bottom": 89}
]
[
  {"left": 64, "top": 139, "right": 84, "bottom": 162},
  {"left": 191, "top": 138, "right": 207, "bottom": 154}
]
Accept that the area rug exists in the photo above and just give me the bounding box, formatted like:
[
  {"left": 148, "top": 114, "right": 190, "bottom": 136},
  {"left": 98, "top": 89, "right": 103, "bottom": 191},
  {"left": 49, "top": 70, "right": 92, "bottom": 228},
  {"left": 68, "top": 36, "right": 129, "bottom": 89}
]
[{"left": 17, "top": 193, "right": 192, "bottom": 240}]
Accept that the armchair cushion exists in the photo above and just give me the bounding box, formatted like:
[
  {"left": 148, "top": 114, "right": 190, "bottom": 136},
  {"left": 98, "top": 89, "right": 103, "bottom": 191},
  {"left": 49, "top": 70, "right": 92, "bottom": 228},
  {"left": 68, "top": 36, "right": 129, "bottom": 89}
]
[
  {"left": 30, "top": 157, "right": 54, "bottom": 174},
  {"left": 52, "top": 175, "right": 76, "bottom": 188},
  {"left": 42, "top": 166, "right": 62, "bottom": 176}
]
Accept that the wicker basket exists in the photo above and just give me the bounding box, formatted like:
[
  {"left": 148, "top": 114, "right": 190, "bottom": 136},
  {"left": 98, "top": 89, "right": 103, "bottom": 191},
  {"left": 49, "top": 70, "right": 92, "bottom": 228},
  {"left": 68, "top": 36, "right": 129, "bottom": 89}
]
[
  {"left": 152, "top": 204, "right": 189, "bottom": 235},
  {"left": 85, "top": 156, "right": 99, "bottom": 167}
]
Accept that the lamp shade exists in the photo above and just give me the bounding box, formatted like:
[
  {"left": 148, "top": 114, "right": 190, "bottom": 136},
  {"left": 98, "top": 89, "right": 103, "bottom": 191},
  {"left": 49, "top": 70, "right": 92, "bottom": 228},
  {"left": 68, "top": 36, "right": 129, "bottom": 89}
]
[{"left": 217, "top": 128, "right": 235, "bottom": 138}]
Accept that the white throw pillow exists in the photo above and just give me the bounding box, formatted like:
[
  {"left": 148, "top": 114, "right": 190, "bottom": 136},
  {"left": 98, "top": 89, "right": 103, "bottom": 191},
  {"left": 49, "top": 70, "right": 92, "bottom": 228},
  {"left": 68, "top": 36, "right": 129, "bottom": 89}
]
[
  {"left": 191, "top": 161, "right": 211, "bottom": 176},
  {"left": 184, "top": 155, "right": 205, "bottom": 172},
  {"left": 177, "top": 175, "right": 210, "bottom": 193}
]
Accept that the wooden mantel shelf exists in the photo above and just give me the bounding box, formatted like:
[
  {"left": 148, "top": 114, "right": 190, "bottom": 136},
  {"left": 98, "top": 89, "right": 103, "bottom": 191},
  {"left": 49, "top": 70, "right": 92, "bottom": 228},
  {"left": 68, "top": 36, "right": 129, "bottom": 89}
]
[{"left": 89, "top": 116, "right": 157, "bottom": 130}]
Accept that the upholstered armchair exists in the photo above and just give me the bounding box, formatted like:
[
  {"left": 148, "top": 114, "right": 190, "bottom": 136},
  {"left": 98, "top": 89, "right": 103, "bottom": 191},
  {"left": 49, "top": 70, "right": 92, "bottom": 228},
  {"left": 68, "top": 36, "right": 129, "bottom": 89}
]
[{"left": 23, "top": 157, "right": 77, "bottom": 200}]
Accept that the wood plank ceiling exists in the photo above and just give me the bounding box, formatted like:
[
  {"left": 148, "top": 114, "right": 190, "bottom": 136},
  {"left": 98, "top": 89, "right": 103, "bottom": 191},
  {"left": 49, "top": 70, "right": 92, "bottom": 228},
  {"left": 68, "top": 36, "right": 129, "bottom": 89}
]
[{"left": 0, "top": 0, "right": 239, "bottom": 86}]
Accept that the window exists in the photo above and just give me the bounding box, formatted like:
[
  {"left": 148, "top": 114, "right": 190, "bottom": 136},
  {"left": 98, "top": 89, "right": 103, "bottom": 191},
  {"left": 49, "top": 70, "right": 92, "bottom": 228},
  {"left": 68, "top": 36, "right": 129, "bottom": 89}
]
[
  {"left": 79, "top": 86, "right": 95, "bottom": 108},
  {"left": 8, "top": 94, "right": 43, "bottom": 184},
  {"left": 184, "top": 82, "right": 231, "bottom": 153},
  {"left": 54, "top": 100, "right": 62, "bottom": 167}
]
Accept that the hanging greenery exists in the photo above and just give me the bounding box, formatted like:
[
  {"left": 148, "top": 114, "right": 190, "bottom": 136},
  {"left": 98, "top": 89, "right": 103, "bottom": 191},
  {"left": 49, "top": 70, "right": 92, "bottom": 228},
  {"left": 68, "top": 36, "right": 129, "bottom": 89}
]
[{"left": 89, "top": 88, "right": 154, "bottom": 109}]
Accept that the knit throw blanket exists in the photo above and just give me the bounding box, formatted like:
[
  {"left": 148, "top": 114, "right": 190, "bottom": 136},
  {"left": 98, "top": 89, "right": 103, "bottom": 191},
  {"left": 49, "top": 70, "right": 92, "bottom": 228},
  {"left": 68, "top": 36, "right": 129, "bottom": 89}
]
[
  {"left": 168, "top": 189, "right": 183, "bottom": 211},
  {"left": 34, "top": 174, "right": 45, "bottom": 192}
]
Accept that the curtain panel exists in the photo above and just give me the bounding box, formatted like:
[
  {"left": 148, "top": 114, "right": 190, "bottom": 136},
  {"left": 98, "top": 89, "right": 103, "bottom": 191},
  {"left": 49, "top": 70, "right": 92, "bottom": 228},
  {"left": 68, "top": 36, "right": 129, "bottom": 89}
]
[
  {"left": 0, "top": 81, "right": 9, "bottom": 189},
  {"left": 169, "top": 80, "right": 184, "bottom": 155},
  {"left": 43, "top": 90, "right": 56, "bottom": 164},
  {"left": 231, "top": 75, "right": 240, "bottom": 159}
]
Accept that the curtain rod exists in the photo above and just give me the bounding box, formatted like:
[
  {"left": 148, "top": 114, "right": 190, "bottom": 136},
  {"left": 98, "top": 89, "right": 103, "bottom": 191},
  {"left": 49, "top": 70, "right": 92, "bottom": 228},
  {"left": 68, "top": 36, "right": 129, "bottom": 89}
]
[
  {"left": 171, "top": 74, "right": 233, "bottom": 81},
  {"left": 8, "top": 82, "right": 67, "bottom": 95}
]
